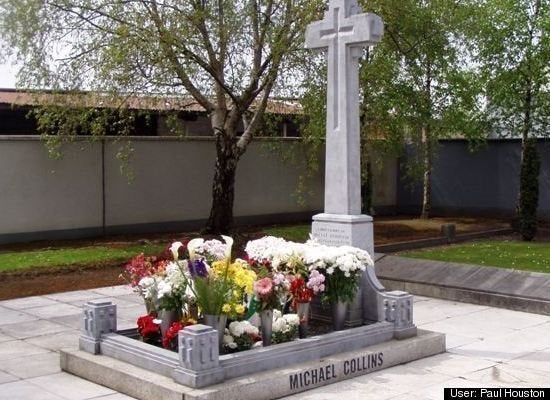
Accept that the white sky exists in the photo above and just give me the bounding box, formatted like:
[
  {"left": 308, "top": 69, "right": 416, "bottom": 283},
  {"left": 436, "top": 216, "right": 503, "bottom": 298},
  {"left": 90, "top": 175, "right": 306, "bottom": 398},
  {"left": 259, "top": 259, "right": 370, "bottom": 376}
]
[{"left": 0, "top": 61, "right": 17, "bottom": 88}]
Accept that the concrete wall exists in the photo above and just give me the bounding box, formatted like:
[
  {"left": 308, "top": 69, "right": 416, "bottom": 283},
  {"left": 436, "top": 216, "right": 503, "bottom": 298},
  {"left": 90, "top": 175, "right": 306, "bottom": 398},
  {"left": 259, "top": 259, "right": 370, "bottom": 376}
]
[
  {"left": 0, "top": 137, "right": 330, "bottom": 243},
  {"left": 397, "top": 139, "right": 550, "bottom": 220}
]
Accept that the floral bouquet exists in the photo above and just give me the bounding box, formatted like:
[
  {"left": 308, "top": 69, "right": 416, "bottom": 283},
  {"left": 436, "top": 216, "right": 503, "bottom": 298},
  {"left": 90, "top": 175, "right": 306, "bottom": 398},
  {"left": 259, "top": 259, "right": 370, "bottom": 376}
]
[
  {"left": 138, "top": 260, "right": 192, "bottom": 312},
  {"left": 161, "top": 318, "right": 196, "bottom": 351},
  {"left": 223, "top": 320, "right": 261, "bottom": 352},
  {"left": 189, "top": 236, "right": 256, "bottom": 317},
  {"left": 303, "top": 241, "right": 373, "bottom": 303},
  {"left": 136, "top": 314, "right": 160, "bottom": 344},
  {"left": 251, "top": 271, "right": 289, "bottom": 311},
  {"left": 272, "top": 310, "right": 299, "bottom": 344}
]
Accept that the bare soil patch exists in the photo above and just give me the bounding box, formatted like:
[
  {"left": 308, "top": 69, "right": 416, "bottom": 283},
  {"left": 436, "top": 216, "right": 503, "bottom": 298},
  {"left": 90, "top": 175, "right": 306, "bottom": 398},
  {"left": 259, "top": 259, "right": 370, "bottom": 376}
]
[{"left": 0, "top": 217, "right": 523, "bottom": 300}]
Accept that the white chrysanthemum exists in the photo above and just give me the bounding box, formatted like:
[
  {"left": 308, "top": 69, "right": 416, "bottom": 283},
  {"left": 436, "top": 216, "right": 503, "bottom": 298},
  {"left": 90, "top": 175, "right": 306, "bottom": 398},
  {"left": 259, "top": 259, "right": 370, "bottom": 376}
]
[
  {"left": 282, "top": 314, "right": 300, "bottom": 327},
  {"left": 223, "top": 334, "right": 234, "bottom": 345},
  {"left": 138, "top": 276, "right": 157, "bottom": 299},
  {"left": 228, "top": 321, "right": 245, "bottom": 337},
  {"left": 272, "top": 318, "right": 286, "bottom": 333},
  {"left": 242, "top": 322, "right": 259, "bottom": 336},
  {"left": 156, "top": 280, "right": 173, "bottom": 299}
]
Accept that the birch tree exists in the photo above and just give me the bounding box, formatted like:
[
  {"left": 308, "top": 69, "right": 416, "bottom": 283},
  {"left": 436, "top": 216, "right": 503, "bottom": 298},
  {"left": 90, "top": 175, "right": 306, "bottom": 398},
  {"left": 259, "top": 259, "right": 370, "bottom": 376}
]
[
  {"left": 471, "top": 0, "right": 549, "bottom": 239},
  {"left": 0, "top": 0, "right": 322, "bottom": 233}
]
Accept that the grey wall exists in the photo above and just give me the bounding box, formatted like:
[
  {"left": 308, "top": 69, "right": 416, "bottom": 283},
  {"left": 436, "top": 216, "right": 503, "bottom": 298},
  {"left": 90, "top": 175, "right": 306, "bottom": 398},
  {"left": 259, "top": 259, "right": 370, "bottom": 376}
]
[
  {"left": 0, "top": 135, "right": 404, "bottom": 244},
  {"left": 397, "top": 139, "right": 550, "bottom": 220},
  {"left": 0, "top": 137, "right": 330, "bottom": 243}
]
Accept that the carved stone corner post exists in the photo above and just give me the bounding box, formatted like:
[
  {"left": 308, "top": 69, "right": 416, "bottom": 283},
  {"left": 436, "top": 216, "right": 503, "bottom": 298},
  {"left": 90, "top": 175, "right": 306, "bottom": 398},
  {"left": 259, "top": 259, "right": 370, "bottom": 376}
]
[
  {"left": 173, "top": 324, "right": 224, "bottom": 388},
  {"left": 79, "top": 300, "right": 117, "bottom": 354},
  {"left": 382, "top": 291, "right": 417, "bottom": 339}
]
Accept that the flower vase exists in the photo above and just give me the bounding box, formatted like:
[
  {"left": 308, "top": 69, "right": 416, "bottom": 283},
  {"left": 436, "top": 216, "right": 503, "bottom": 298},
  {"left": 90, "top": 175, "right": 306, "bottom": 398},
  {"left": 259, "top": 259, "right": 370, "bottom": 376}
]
[
  {"left": 331, "top": 301, "right": 347, "bottom": 331},
  {"left": 203, "top": 314, "right": 227, "bottom": 348},
  {"left": 296, "top": 302, "right": 310, "bottom": 339},
  {"left": 186, "top": 303, "right": 199, "bottom": 321},
  {"left": 259, "top": 309, "right": 273, "bottom": 346},
  {"left": 159, "top": 308, "right": 182, "bottom": 338}
]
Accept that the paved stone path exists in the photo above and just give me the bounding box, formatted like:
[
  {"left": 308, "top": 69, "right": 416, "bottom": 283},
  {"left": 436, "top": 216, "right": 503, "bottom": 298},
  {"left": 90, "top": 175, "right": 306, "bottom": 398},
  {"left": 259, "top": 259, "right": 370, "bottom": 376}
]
[{"left": 0, "top": 286, "right": 549, "bottom": 400}]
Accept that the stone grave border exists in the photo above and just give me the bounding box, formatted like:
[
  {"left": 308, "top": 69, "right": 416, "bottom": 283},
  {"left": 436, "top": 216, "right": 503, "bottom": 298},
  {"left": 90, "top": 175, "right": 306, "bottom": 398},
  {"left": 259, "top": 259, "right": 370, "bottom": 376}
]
[{"left": 62, "top": 298, "right": 446, "bottom": 400}]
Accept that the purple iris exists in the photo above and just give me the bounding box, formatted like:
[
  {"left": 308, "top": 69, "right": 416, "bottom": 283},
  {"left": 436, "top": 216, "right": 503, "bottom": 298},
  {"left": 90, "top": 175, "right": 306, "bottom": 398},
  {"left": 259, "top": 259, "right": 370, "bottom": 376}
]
[{"left": 190, "top": 259, "right": 208, "bottom": 278}]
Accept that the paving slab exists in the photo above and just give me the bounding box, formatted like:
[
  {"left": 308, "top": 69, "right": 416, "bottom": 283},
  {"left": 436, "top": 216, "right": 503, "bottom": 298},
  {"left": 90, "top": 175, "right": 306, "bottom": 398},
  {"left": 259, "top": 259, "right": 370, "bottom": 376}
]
[
  {"left": 284, "top": 379, "right": 403, "bottom": 400},
  {"left": 0, "top": 306, "right": 37, "bottom": 325},
  {"left": 0, "top": 332, "right": 15, "bottom": 343},
  {"left": 0, "top": 351, "right": 61, "bottom": 379},
  {"left": 69, "top": 296, "right": 139, "bottom": 309},
  {"left": 0, "top": 380, "right": 66, "bottom": 400},
  {"left": 44, "top": 290, "right": 106, "bottom": 303},
  {"left": 412, "top": 300, "right": 489, "bottom": 325},
  {"left": 23, "top": 303, "right": 82, "bottom": 319},
  {"left": 0, "top": 296, "right": 60, "bottom": 310},
  {"left": 93, "top": 286, "right": 135, "bottom": 297},
  {"left": 404, "top": 352, "right": 497, "bottom": 378},
  {"left": 28, "top": 372, "right": 115, "bottom": 400},
  {"left": 49, "top": 314, "right": 83, "bottom": 329},
  {"left": 25, "top": 330, "right": 79, "bottom": 352},
  {"left": 0, "top": 370, "right": 18, "bottom": 384},
  {"left": 507, "top": 347, "right": 550, "bottom": 374},
  {"left": 0, "top": 339, "right": 51, "bottom": 361},
  {"left": 415, "top": 377, "right": 506, "bottom": 400},
  {"left": 92, "top": 394, "right": 138, "bottom": 400},
  {"left": 449, "top": 339, "right": 534, "bottom": 363},
  {"left": 0, "top": 319, "right": 73, "bottom": 339},
  {"left": 464, "top": 364, "right": 550, "bottom": 388}
]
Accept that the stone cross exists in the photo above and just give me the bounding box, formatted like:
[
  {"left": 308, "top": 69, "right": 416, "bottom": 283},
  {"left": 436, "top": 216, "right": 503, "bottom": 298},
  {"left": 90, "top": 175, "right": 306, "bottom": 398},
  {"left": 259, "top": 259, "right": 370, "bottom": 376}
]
[
  {"left": 306, "top": 0, "right": 383, "bottom": 214},
  {"left": 307, "top": 1, "right": 385, "bottom": 326}
]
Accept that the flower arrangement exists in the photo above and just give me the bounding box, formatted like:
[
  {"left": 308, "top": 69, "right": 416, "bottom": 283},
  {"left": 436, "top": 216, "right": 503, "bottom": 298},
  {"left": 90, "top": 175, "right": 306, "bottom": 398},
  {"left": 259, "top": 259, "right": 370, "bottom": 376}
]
[
  {"left": 162, "top": 318, "right": 196, "bottom": 350},
  {"left": 193, "top": 256, "right": 256, "bottom": 317},
  {"left": 128, "top": 233, "right": 374, "bottom": 354},
  {"left": 223, "top": 320, "right": 261, "bottom": 352},
  {"left": 136, "top": 314, "right": 160, "bottom": 344},
  {"left": 305, "top": 242, "right": 371, "bottom": 303},
  {"left": 271, "top": 310, "right": 299, "bottom": 344}
]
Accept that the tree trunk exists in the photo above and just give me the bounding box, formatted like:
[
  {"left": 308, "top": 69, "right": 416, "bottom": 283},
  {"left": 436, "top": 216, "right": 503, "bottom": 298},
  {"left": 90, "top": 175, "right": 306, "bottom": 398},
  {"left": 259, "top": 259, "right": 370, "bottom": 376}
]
[
  {"left": 420, "top": 123, "right": 432, "bottom": 219},
  {"left": 203, "top": 131, "right": 239, "bottom": 234},
  {"left": 517, "top": 79, "right": 539, "bottom": 240}
]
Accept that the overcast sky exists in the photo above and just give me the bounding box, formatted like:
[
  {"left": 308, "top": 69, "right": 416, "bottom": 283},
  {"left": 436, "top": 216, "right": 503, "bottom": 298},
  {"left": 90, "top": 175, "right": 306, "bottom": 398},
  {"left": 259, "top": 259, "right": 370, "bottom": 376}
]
[{"left": 0, "top": 61, "right": 17, "bottom": 88}]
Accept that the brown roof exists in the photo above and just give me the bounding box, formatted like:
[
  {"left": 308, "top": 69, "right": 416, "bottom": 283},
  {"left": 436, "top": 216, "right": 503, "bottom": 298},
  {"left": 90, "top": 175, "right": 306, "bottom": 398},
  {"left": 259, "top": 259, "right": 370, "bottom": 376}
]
[{"left": 0, "top": 89, "right": 302, "bottom": 115}]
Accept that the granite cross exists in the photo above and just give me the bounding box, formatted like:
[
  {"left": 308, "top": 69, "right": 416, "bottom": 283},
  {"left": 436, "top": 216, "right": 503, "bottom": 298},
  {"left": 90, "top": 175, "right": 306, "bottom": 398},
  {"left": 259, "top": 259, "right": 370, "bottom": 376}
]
[{"left": 305, "top": 0, "right": 383, "bottom": 215}]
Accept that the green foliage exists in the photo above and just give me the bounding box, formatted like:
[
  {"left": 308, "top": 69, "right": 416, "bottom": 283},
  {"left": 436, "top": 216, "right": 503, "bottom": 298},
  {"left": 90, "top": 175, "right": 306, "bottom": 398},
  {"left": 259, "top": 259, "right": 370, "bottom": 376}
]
[
  {"left": 0, "top": 0, "right": 326, "bottom": 233},
  {"left": 519, "top": 140, "right": 541, "bottom": 240},
  {"left": 263, "top": 224, "right": 310, "bottom": 243},
  {"left": 322, "top": 269, "right": 360, "bottom": 304},
  {"left": 0, "top": 244, "right": 165, "bottom": 272},
  {"left": 469, "top": 0, "right": 549, "bottom": 140},
  {"left": 469, "top": 0, "right": 548, "bottom": 238},
  {"left": 402, "top": 240, "right": 550, "bottom": 273}
]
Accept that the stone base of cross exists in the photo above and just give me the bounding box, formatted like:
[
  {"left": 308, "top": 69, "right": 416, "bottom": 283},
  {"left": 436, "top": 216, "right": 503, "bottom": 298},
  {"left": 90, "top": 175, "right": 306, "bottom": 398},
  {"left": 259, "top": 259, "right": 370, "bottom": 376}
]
[{"left": 312, "top": 214, "right": 374, "bottom": 256}]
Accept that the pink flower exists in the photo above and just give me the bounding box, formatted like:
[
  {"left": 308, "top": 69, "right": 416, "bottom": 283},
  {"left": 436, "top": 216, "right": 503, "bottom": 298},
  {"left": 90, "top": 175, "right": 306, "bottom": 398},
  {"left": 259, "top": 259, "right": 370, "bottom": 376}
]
[{"left": 254, "top": 277, "right": 273, "bottom": 300}]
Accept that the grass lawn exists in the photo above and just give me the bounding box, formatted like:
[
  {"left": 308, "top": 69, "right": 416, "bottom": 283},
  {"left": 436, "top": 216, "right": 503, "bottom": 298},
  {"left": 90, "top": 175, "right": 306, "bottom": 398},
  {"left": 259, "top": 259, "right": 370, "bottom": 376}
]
[
  {"left": 263, "top": 224, "right": 311, "bottom": 242},
  {"left": 401, "top": 240, "right": 550, "bottom": 273},
  {"left": 0, "top": 244, "right": 166, "bottom": 273}
]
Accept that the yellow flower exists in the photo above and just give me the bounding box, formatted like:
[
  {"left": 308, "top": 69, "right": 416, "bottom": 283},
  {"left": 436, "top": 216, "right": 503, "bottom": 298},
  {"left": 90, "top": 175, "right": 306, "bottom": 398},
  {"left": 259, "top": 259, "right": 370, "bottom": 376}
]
[
  {"left": 222, "top": 304, "right": 232, "bottom": 313},
  {"left": 235, "top": 304, "right": 245, "bottom": 314}
]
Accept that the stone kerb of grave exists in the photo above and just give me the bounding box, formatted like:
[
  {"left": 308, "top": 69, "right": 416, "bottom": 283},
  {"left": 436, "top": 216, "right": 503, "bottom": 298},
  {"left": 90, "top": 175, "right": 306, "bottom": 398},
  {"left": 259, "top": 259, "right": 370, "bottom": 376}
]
[{"left": 68, "top": 296, "right": 438, "bottom": 397}]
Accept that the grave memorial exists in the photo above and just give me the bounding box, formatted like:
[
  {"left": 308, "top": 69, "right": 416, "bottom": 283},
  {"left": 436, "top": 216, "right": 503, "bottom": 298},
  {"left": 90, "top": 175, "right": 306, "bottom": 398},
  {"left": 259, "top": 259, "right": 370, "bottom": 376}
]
[{"left": 60, "top": 2, "right": 446, "bottom": 399}]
